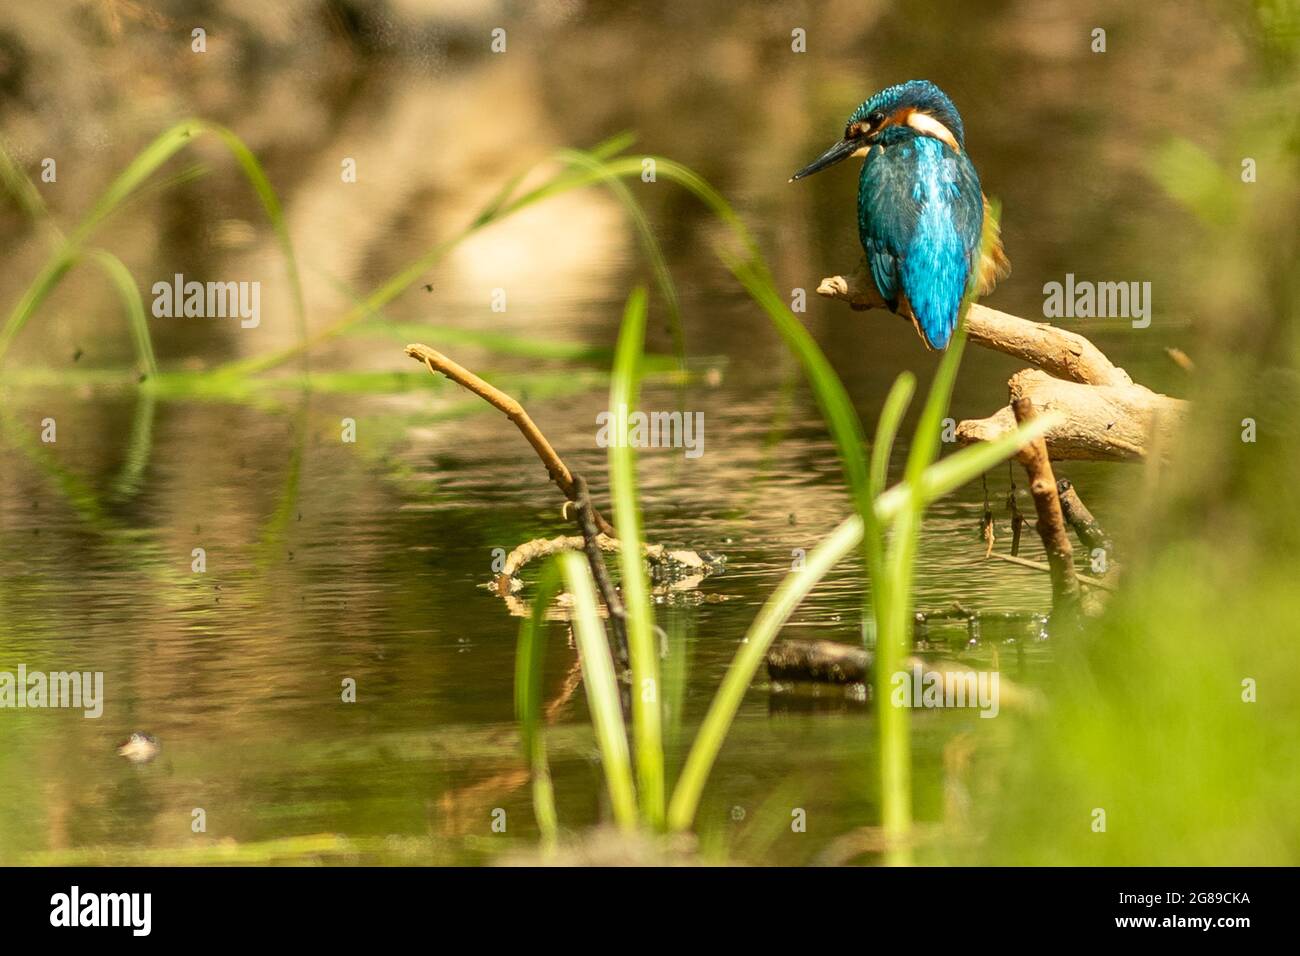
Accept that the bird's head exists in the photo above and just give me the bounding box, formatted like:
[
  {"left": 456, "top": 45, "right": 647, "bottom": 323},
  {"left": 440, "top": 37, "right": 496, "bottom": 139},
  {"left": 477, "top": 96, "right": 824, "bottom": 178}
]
[{"left": 790, "top": 80, "right": 967, "bottom": 182}]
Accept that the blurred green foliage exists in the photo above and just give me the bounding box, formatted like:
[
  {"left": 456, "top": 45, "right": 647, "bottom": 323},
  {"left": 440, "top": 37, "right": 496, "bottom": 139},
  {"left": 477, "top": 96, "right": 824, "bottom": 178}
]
[{"left": 974, "top": 12, "right": 1300, "bottom": 864}]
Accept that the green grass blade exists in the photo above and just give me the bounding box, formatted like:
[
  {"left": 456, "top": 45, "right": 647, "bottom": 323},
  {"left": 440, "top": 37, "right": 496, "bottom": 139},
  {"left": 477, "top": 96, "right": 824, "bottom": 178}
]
[
  {"left": 636, "top": 158, "right": 888, "bottom": 605},
  {"left": 202, "top": 123, "right": 307, "bottom": 355},
  {"left": 86, "top": 249, "right": 158, "bottom": 378},
  {"left": 722, "top": 249, "right": 885, "bottom": 630},
  {"left": 877, "top": 501, "right": 918, "bottom": 867},
  {"left": 116, "top": 162, "right": 210, "bottom": 215},
  {"left": 665, "top": 410, "right": 1059, "bottom": 832},
  {"left": 607, "top": 286, "right": 664, "bottom": 827},
  {"left": 587, "top": 131, "right": 637, "bottom": 162},
  {"left": 472, "top": 165, "right": 540, "bottom": 230},
  {"left": 217, "top": 147, "right": 615, "bottom": 378},
  {"left": 0, "top": 139, "right": 52, "bottom": 223},
  {"left": 877, "top": 331, "right": 967, "bottom": 866},
  {"left": 918, "top": 412, "right": 1062, "bottom": 498},
  {"left": 869, "top": 366, "right": 920, "bottom": 841},
  {"left": 666, "top": 513, "right": 866, "bottom": 831},
  {"left": 516, "top": 559, "right": 565, "bottom": 848},
  {"left": 876, "top": 199, "right": 1004, "bottom": 864},
  {"left": 108, "top": 390, "right": 157, "bottom": 502},
  {"left": 560, "top": 552, "right": 639, "bottom": 831},
  {"left": 581, "top": 155, "right": 766, "bottom": 266},
  {"left": 0, "top": 120, "right": 303, "bottom": 368},
  {"left": 722, "top": 252, "right": 873, "bottom": 513},
  {"left": 0, "top": 253, "right": 77, "bottom": 359},
  {"left": 252, "top": 402, "right": 307, "bottom": 572},
  {"left": 475, "top": 132, "right": 635, "bottom": 229},
  {"left": 870, "top": 372, "right": 916, "bottom": 498},
  {"left": 903, "top": 326, "right": 968, "bottom": 483},
  {"left": 72, "top": 121, "right": 203, "bottom": 243},
  {"left": 318, "top": 266, "right": 681, "bottom": 367},
  {"left": 557, "top": 148, "right": 686, "bottom": 368}
]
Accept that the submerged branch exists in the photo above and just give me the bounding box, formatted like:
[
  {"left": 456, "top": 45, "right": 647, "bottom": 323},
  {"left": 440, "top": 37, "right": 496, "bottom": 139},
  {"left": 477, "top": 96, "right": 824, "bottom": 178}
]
[
  {"left": 493, "top": 533, "right": 710, "bottom": 602},
  {"left": 403, "top": 343, "right": 713, "bottom": 606}
]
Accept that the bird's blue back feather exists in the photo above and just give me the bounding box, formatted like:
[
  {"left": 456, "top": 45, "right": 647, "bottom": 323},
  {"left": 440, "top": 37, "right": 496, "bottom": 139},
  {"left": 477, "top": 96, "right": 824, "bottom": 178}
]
[{"left": 858, "top": 131, "right": 984, "bottom": 349}]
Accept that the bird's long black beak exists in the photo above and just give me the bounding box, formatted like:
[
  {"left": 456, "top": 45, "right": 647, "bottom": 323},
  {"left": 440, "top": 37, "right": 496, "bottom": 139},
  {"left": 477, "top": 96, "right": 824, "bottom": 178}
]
[{"left": 789, "top": 137, "right": 861, "bottom": 182}]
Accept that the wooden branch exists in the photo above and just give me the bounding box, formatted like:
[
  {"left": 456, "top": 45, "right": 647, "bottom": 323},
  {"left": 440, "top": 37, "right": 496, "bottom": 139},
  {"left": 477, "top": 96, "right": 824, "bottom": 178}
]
[
  {"left": 966, "top": 304, "right": 1131, "bottom": 387},
  {"left": 1012, "top": 398, "right": 1081, "bottom": 626},
  {"left": 956, "top": 369, "right": 1187, "bottom": 462},
  {"left": 816, "top": 262, "right": 1190, "bottom": 464},
  {"left": 817, "top": 263, "right": 1131, "bottom": 387},
  {"left": 405, "top": 342, "right": 616, "bottom": 536}
]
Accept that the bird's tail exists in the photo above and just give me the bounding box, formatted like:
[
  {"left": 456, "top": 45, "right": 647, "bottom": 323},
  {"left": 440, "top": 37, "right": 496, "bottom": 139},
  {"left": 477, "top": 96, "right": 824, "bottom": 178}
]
[{"left": 898, "top": 292, "right": 945, "bottom": 351}]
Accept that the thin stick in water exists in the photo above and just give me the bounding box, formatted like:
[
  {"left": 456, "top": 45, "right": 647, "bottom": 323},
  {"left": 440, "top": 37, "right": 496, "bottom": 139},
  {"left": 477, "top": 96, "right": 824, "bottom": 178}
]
[{"left": 405, "top": 342, "right": 617, "bottom": 537}]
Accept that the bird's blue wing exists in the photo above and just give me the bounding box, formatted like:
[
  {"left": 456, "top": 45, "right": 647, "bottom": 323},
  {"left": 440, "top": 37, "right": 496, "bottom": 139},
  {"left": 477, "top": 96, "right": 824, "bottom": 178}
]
[
  {"left": 859, "top": 137, "right": 984, "bottom": 349},
  {"left": 857, "top": 145, "right": 916, "bottom": 309}
]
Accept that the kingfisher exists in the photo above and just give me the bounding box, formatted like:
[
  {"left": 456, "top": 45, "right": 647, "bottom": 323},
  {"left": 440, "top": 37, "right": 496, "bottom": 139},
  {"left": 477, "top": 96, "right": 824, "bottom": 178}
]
[{"left": 791, "top": 80, "right": 1010, "bottom": 350}]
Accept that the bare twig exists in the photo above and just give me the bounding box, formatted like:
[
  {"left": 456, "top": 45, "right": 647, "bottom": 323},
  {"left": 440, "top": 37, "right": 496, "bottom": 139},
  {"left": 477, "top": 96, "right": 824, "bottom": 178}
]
[
  {"left": 405, "top": 342, "right": 617, "bottom": 536},
  {"left": 986, "top": 551, "right": 1116, "bottom": 592},
  {"left": 1007, "top": 468, "right": 1025, "bottom": 557}
]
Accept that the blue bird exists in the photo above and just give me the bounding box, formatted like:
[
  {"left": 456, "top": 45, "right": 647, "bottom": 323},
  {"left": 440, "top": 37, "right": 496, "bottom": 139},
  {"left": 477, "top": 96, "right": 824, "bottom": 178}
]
[{"left": 791, "top": 80, "right": 1009, "bottom": 350}]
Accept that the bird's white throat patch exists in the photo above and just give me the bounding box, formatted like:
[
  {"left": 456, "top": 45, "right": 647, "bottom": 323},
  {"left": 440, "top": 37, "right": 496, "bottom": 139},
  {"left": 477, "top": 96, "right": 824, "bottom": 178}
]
[{"left": 905, "top": 110, "right": 961, "bottom": 153}]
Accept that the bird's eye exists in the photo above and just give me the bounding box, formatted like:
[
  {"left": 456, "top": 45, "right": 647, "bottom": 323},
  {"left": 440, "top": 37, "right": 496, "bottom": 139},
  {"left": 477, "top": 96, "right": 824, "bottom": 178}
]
[{"left": 867, "top": 110, "right": 886, "bottom": 128}]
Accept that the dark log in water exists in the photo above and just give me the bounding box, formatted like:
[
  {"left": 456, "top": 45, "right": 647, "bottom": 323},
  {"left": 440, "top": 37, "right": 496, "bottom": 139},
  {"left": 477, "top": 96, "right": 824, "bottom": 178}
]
[{"left": 766, "top": 639, "right": 871, "bottom": 685}]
